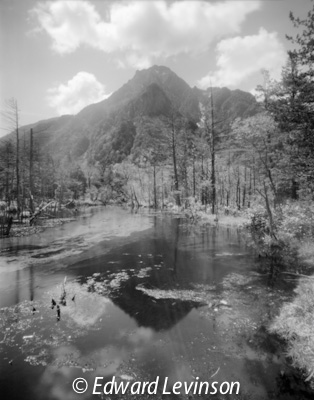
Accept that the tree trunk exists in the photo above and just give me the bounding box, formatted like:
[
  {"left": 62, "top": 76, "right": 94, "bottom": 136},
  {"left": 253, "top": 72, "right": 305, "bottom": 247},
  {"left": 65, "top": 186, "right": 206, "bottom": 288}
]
[
  {"left": 171, "top": 116, "right": 180, "bottom": 206},
  {"left": 210, "top": 86, "right": 216, "bottom": 215},
  {"left": 30, "top": 201, "right": 54, "bottom": 226},
  {"left": 29, "top": 128, "right": 34, "bottom": 212},
  {"left": 5, "top": 215, "right": 13, "bottom": 236},
  {"left": 236, "top": 169, "right": 240, "bottom": 210},
  {"left": 201, "top": 155, "right": 205, "bottom": 205},
  {"left": 192, "top": 155, "right": 196, "bottom": 197},
  {"left": 16, "top": 125, "right": 20, "bottom": 217},
  {"left": 161, "top": 168, "right": 164, "bottom": 209},
  {"left": 253, "top": 155, "right": 256, "bottom": 194},
  {"left": 242, "top": 167, "right": 247, "bottom": 208},
  {"left": 153, "top": 164, "right": 157, "bottom": 209},
  {"left": 5, "top": 143, "right": 10, "bottom": 203},
  {"left": 248, "top": 167, "right": 252, "bottom": 208},
  {"left": 291, "top": 178, "right": 298, "bottom": 199},
  {"left": 263, "top": 182, "right": 276, "bottom": 239}
]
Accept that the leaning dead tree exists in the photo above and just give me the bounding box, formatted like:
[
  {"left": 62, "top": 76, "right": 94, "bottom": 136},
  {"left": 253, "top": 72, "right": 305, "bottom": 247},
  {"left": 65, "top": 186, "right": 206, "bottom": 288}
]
[{"left": 30, "top": 200, "right": 54, "bottom": 226}]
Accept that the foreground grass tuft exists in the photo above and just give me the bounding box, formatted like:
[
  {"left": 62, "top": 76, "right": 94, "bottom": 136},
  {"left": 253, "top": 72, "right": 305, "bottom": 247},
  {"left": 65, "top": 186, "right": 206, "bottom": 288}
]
[{"left": 269, "top": 278, "right": 314, "bottom": 382}]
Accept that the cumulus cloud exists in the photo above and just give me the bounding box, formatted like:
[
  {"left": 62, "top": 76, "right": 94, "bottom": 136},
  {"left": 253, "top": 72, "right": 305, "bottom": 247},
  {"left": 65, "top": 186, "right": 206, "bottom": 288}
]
[
  {"left": 198, "top": 28, "right": 287, "bottom": 89},
  {"left": 31, "top": 0, "right": 261, "bottom": 68},
  {"left": 47, "top": 72, "right": 110, "bottom": 115}
]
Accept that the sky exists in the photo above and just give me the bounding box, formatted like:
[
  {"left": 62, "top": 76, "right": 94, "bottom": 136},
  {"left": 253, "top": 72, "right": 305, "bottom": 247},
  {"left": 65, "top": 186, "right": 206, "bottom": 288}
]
[{"left": 0, "top": 0, "right": 312, "bottom": 136}]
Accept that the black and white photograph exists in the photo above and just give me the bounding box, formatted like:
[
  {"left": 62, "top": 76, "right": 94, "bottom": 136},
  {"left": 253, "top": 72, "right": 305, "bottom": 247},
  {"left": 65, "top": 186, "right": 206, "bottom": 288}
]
[{"left": 1, "top": 0, "right": 314, "bottom": 399}]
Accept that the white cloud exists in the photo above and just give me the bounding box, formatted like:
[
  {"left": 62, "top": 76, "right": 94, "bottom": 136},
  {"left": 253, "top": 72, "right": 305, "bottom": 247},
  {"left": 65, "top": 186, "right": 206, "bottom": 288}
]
[
  {"left": 198, "top": 28, "right": 287, "bottom": 89},
  {"left": 124, "top": 53, "right": 152, "bottom": 70},
  {"left": 47, "top": 72, "right": 110, "bottom": 115},
  {"left": 31, "top": 0, "right": 261, "bottom": 68},
  {"left": 250, "top": 88, "right": 264, "bottom": 102}
]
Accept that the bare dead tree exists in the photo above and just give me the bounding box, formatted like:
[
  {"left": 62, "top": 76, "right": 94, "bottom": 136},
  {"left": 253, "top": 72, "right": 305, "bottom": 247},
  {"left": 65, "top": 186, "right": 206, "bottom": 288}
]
[{"left": 1, "top": 98, "right": 21, "bottom": 216}]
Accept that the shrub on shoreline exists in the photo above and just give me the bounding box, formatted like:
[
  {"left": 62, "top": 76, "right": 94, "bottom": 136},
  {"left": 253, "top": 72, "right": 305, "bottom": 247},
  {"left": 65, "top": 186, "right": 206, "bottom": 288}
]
[{"left": 269, "top": 278, "right": 314, "bottom": 385}]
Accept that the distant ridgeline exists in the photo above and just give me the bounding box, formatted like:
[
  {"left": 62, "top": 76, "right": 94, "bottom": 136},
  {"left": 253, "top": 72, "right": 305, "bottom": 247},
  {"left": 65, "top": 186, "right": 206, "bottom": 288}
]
[{"left": 3, "top": 66, "right": 259, "bottom": 165}]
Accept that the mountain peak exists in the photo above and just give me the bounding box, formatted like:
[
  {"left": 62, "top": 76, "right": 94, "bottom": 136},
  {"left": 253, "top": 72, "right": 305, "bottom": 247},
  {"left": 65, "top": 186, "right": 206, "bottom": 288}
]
[
  {"left": 132, "top": 64, "right": 184, "bottom": 87},
  {"left": 136, "top": 65, "right": 172, "bottom": 74},
  {"left": 101, "top": 64, "right": 192, "bottom": 117}
]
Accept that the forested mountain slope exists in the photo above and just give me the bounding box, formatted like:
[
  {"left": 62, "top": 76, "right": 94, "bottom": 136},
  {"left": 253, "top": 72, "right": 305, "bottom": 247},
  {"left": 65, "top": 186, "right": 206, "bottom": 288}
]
[{"left": 3, "top": 65, "right": 259, "bottom": 165}]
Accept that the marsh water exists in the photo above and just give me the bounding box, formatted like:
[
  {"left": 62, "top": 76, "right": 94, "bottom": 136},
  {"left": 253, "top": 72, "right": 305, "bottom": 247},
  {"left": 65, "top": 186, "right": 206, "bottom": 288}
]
[{"left": 0, "top": 207, "right": 311, "bottom": 400}]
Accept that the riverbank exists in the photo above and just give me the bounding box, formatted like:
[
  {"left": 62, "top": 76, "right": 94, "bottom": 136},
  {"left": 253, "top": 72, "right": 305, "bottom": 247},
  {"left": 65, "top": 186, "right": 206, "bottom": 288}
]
[
  {"left": 165, "top": 203, "right": 314, "bottom": 389},
  {"left": 5, "top": 217, "right": 75, "bottom": 238},
  {"left": 164, "top": 201, "right": 249, "bottom": 228},
  {"left": 0, "top": 203, "right": 104, "bottom": 238},
  {"left": 223, "top": 202, "right": 314, "bottom": 389},
  {"left": 0, "top": 198, "right": 107, "bottom": 239},
  {"left": 180, "top": 202, "right": 314, "bottom": 388},
  {"left": 269, "top": 276, "right": 314, "bottom": 386},
  {"left": 197, "top": 212, "right": 248, "bottom": 227}
]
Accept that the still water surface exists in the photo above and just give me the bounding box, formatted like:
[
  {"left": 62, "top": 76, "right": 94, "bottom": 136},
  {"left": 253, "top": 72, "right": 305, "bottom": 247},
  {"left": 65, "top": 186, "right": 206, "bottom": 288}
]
[{"left": 0, "top": 207, "right": 310, "bottom": 400}]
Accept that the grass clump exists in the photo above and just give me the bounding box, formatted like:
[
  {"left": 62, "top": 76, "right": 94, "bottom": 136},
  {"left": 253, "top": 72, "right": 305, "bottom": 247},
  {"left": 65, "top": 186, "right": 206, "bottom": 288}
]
[{"left": 269, "top": 278, "right": 314, "bottom": 383}]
